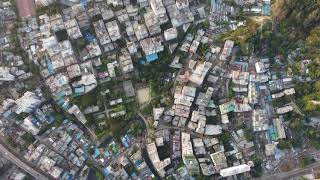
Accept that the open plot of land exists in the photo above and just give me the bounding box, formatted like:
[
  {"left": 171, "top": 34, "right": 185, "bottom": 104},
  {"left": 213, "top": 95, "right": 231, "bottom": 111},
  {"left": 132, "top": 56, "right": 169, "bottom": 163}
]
[
  {"left": 279, "top": 159, "right": 296, "bottom": 172},
  {"left": 136, "top": 87, "right": 151, "bottom": 104}
]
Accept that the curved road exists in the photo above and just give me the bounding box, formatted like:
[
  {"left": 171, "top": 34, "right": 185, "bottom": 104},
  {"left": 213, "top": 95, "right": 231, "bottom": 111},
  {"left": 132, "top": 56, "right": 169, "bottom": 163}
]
[
  {"left": 0, "top": 143, "right": 49, "bottom": 180},
  {"left": 138, "top": 112, "right": 150, "bottom": 135}
]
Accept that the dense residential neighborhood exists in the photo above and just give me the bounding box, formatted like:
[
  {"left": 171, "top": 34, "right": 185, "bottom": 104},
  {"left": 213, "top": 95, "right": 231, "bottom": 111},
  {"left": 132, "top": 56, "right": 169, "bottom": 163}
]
[{"left": 1, "top": 0, "right": 320, "bottom": 179}]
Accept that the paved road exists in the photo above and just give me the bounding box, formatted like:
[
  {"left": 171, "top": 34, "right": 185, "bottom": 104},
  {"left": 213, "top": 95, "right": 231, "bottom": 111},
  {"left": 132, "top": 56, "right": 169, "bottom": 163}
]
[
  {"left": 0, "top": 143, "right": 48, "bottom": 180},
  {"left": 259, "top": 162, "right": 320, "bottom": 180},
  {"left": 157, "top": 124, "right": 215, "bottom": 138},
  {"left": 138, "top": 112, "right": 150, "bottom": 135}
]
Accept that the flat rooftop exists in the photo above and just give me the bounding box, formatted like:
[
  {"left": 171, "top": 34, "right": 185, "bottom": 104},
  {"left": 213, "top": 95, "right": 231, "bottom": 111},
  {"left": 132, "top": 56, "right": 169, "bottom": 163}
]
[{"left": 16, "top": 0, "right": 35, "bottom": 18}]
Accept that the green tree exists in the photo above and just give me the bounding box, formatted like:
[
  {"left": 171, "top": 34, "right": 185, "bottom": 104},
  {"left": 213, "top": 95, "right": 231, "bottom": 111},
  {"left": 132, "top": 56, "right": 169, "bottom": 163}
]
[
  {"left": 21, "top": 132, "right": 35, "bottom": 145},
  {"left": 250, "top": 155, "right": 263, "bottom": 177},
  {"left": 244, "top": 128, "right": 254, "bottom": 141},
  {"left": 277, "top": 139, "right": 292, "bottom": 150},
  {"left": 299, "top": 155, "right": 315, "bottom": 168}
]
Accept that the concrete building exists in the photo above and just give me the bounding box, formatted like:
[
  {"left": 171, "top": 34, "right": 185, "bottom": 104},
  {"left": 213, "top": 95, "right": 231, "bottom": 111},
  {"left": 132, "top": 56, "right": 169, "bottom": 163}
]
[
  {"left": 174, "top": 86, "right": 196, "bottom": 107},
  {"left": 35, "top": 0, "right": 54, "bottom": 6},
  {"left": 118, "top": 49, "right": 134, "bottom": 73},
  {"left": 232, "top": 71, "right": 249, "bottom": 85},
  {"left": 144, "top": 11, "right": 161, "bottom": 36},
  {"left": 283, "top": 88, "right": 295, "bottom": 96},
  {"left": 276, "top": 105, "right": 293, "bottom": 114},
  {"left": 14, "top": 91, "right": 42, "bottom": 114},
  {"left": 166, "top": 1, "right": 194, "bottom": 27},
  {"left": 93, "top": 20, "right": 111, "bottom": 45},
  {"left": 21, "top": 116, "right": 40, "bottom": 135},
  {"left": 68, "top": 105, "right": 87, "bottom": 124},
  {"left": 252, "top": 109, "right": 269, "bottom": 131},
  {"left": 150, "top": 0, "right": 167, "bottom": 20},
  {"left": 255, "top": 62, "right": 267, "bottom": 73},
  {"left": 38, "top": 156, "right": 63, "bottom": 179},
  {"left": 205, "top": 125, "right": 222, "bottom": 135},
  {"left": 107, "top": 0, "right": 123, "bottom": 6},
  {"left": 219, "top": 40, "right": 234, "bottom": 61},
  {"left": 127, "top": 42, "right": 138, "bottom": 54},
  {"left": 189, "top": 61, "right": 212, "bottom": 86},
  {"left": 0, "top": 67, "right": 15, "bottom": 81},
  {"left": 248, "top": 81, "right": 258, "bottom": 104},
  {"left": 140, "top": 36, "right": 164, "bottom": 56},
  {"left": 181, "top": 132, "right": 200, "bottom": 174},
  {"left": 106, "top": 20, "right": 122, "bottom": 41},
  {"left": 147, "top": 142, "right": 171, "bottom": 177},
  {"left": 102, "top": 9, "right": 114, "bottom": 21},
  {"left": 123, "top": 80, "right": 135, "bottom": 97},
  {"left": 67, "top": 64, "right": 81, "bottom": 79},
  {"left": 164, "top": 28, "right": 178, "bottom": 41},
  {"left": 176, "top": 0, "right": 189, "bottom": 9},
  {"left": 64, "top": 19, "right": 82, "bottom": 39},
  {"left": 210, "top": 151, "right": 227, "bottom": 171},
  {"left": 133, "top": 22, "right": 149, "bottom": 40},
  {"left": 274, "top": 117, "right": 286, "bottom": 139}
]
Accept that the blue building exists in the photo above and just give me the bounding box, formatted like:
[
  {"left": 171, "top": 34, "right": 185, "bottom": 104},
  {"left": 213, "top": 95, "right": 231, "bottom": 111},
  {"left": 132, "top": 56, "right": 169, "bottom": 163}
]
[
  {"left": 146, "top": 53, "right": 159, "bottom": 62},
  {"left": 47, "top": 60, "right": 55, "bottom": 75},
  {"left": 93, "top": 148, "right": 101, "bottom": 158},
  {"left": 121, "top": 134, "right": 130, "bottom": 148},
  {"left": 262, "top": 0, "right": 271, "bottom": 16},
  {"left": 74, "top": 86, "right": 85, "bottom": 95},
  {"left": 3, "top": 109, "right": 13, "bottom": 119},
  {"left": 103, "top": 168, "right": 111, "bottom": 179}
]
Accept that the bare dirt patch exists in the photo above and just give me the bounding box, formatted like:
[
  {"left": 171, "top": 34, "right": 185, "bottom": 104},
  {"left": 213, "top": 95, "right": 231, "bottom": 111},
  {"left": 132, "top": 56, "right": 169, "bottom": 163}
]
[{"left": 136, "top": 87, "right": 151, "bottom": 104}]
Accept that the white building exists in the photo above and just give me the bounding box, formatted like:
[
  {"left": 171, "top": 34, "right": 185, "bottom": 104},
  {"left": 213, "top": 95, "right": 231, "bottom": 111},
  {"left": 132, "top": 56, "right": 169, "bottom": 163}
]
[
  {"left": 164, "top": 28, "right": 178, "bottom": 41},
  {"left": 189, "top": 61, "right": 212, "bottom": 86},
  {"left": 276, "top": 105, "right": 293, "bottom": 114},
  {"left": 150, "top": 0, "right": 166, "bottom": 17},
  {"left": 220, "top": 164, "right": 251, "bottom": 177},
  {"left": 283, "top": 88, "right": 295, "bottom": 95},
  {"left": 35, "top": 0, "right": 54, "bottom": 6},
  {"left": 255, "top": 62, "right": 267, "bottom": 73},
  {"left": 21, "top": 116, "right": 40, "bottom": 135},
  {"left": 127, "top": 42, "right": 138, "bottom": 54},
  {"left": 147, "top": 142, "right": 171, "bottom": 177},
  {"left": 0, "top": 67, "right": 15, "bottom": 81},
  {"left": 14, "top": 91, "right": 42, "bottom": 114},
  {"left": 205, "top": 125, "right": 222, "bottom": 135}
]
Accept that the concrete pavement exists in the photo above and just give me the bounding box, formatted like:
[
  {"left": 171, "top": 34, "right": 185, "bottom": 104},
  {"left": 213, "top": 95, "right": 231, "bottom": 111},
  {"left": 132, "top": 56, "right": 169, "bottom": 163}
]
[
  {"left": 157, "top": 124, "right": 215, "bottom": 138},
  {"left": 0, "top": 143, "right": 49, "bottom": 180}
]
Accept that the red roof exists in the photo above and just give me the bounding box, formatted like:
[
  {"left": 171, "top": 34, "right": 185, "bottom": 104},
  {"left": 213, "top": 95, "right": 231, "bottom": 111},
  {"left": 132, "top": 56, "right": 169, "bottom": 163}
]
[{"left": 16, "top": 0, "right": 36, "bottom": 18}]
